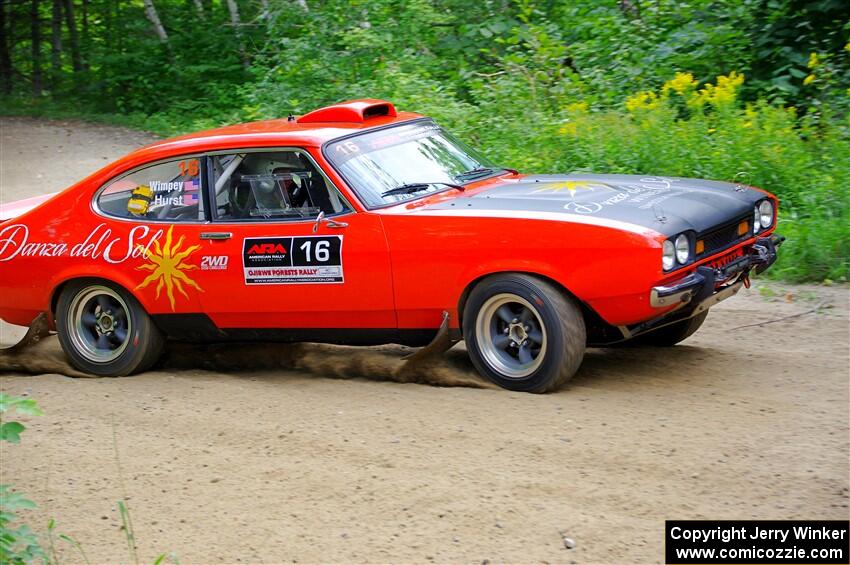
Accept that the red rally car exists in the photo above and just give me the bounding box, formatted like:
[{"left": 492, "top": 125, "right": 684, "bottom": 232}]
[{"left": 0, "top": 99, "right": 783, "bottom": 392}]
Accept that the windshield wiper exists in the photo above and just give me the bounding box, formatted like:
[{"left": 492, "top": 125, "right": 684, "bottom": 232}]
[
  {"left": 455, "top": 167, "right": 499, "bottom": 181},
  {"left": 381, "top": 182, "right": 464, "bottom": 198}
]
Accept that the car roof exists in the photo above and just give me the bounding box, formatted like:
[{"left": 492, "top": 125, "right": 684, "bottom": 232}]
[{"left": 129, "top": 100, "right": 424, "bottom": 162}]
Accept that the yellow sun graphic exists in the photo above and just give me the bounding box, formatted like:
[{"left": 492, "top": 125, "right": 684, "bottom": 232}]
[
  {"left": 532, "top": 180, "right": 610, "bottom": 197},
  {"left": 135, "top": 226, "right": 203, "bottom": 310}
]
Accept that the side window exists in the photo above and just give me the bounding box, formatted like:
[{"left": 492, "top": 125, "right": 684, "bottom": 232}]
[
  {"left": 210, "top": 150, "right": 350, "bottom": 221},
  {"left": 97, "top": 158, "right": 203, "bottom": 221}
]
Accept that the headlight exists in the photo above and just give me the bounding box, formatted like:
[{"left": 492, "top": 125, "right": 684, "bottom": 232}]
[
  {"left": 753, "top": 206, "right": 761, "bottom": 233},
  {"left": 662, "top": 240, "right": 675, "bottom": 271},
  {"left": 758, "top": 200, "right": 774, "bottom": 229},
  {"left": 675, "top": 233, "right": 690, "bottom": 264}
]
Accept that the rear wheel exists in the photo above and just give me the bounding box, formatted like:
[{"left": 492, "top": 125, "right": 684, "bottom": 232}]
[
  {"left": 462, "top": 274, "right": 586, "bottom": 393},
  {"left": 56, "top": 280, "right": 164, "bottom": 376},
  {"left": 628, "top": 311, "right": 708, "bottom": 347}
]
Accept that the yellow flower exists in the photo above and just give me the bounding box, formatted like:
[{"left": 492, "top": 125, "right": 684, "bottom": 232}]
[
  {"left": 742, "top": 106, "right": 757, "bottom": 128},
  {"left": 559, "top": 121, "right": 579, "bottom": 136},
  {"left": 565, "top": 101, "right": 589, "bottom": 113},
  {"left": 663, "top": 72, "right": 697, "bottom": 95},
  {"left": 845, "top": 42, "right": 850, "bottom": 53},
  {"left": 807, "top": 52, "right": 819, "bottom": 69},
  {"left": 803, "top": 74, "right": 816, "bottom": 86},
  {"left": 625, "top": 91, "right": 660, "bottom": 112},
  {"left": 694, "top": 72, "right": 745, "bottom": 107},
  {"left": 716, "top": 71, "right": 744, "bottom": 92}
]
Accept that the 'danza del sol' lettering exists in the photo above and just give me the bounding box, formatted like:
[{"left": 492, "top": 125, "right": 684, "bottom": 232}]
[{"left": 0, "top": 222, "right": 164, "bottom": 264}]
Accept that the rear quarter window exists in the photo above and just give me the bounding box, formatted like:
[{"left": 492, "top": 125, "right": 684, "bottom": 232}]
[{"left": 96, "top": 157, "right": 203, "bottom": 222}]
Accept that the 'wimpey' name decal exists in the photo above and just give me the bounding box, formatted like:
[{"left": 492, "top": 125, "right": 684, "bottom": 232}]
[{"left": 0, "top": 223, "right": 164, "bottom": 263}]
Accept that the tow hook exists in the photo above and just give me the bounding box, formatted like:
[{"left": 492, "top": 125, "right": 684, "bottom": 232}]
[{"left": 751, "top": 234, "right": 784, "bottom": 275}]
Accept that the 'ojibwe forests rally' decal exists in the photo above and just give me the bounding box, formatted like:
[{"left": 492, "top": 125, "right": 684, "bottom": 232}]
[
  {"left": 242, "top": 236, "right": 343, "bottom": 284},
  {"left": 0, "top": 223, "right": 201, "bottom": 310}
]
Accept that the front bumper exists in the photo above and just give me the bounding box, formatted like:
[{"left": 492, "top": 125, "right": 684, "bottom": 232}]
[
  {"left": 650, "top": 234, "right": 784, "bottom": 309},
  {"left": 613, "top": 234, "right": 784, "bottom": 341}
]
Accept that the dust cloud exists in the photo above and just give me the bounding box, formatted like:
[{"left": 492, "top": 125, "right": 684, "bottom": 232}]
[{"left": 0, "top": 335, "right": 495, "bottom": 389}]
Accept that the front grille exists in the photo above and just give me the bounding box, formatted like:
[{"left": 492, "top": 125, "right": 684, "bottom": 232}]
[{"left": 698, "top": 216, "right": 750, "bottom": 257}]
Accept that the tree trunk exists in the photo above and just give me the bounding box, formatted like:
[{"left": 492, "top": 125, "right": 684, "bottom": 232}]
[
  {"left": 61, "top": 0, "right": 82, "bottom": 72},
  {"left": 143, "top": 0, "right": 169, "bottom": 43},
  {"left": 619, "top": 0, "right": 640, "bottom": 19},
  {"left": 192, "top": 0, "right": 205, "bottom": 19},
  {"left": 0, "top": 0, "right": 12, "bottom": 94},
  {"left": 81, "top": 0, "right": 89, "bottom": 69},
  {"left": 31, "top": 0, "right": 42, "bottom": 96},
  {"left": 225, "top": 0, "right": 249, "bottom": 69},
  {"left": 51, "top": 0, "right": 62, "bottom": 90}
]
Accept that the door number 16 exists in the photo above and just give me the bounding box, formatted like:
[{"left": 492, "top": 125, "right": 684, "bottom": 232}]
[{"left": 300, "top": 240, "right": 331, "bottom": 262}]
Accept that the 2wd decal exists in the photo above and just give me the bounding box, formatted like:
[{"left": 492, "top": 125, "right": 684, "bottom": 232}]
[
  {"left": 242, "top": 236, "right": 343, "bottom": 285},
  {"left": 200, "top": 255, "right": 229, "bottom": 270}
]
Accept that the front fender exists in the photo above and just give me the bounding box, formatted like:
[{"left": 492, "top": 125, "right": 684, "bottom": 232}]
[{"left": 383, "top": 213, "right": 663, "bottom": 329}]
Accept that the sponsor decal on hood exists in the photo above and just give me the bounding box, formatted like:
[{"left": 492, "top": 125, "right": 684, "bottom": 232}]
[{"left": 422, "top": 174, "right": 765, "bottom": 236}]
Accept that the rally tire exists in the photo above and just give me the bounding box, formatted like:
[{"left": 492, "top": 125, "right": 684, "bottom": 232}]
[
  {"left": 629, "top": 311, "right": 708, "bottom": 347},
  {"left": 462, "top": 274, "right": 586, "bottom": 393},
  {"left": 55, "top": 280, "right": 165, "bottom": 376}
]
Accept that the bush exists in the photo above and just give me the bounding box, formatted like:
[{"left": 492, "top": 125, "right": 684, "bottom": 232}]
[{"left": 0, "top": 393, "right": 45, "bottom": 565}]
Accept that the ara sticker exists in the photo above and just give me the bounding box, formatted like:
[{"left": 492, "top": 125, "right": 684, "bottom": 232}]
[{"left": 242, "top": 236, "right": 343, "bottom": 285}]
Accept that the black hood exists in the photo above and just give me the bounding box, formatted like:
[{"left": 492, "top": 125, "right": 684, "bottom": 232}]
[{"left": 425, "top": 174, "right": 766, "bottom": 236}]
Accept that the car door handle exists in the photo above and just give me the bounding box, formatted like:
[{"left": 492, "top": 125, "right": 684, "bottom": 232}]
[
  {"left": 312, "top": 211, "right": 349, "bottom": 233},
  {"left": 200, "top": 231, "right": 232, "bottom": 240}
]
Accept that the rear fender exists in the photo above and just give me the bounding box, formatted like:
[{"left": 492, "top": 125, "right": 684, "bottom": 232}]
[{"left": 48, "top": 263, "right": 201, "bottom": 318}]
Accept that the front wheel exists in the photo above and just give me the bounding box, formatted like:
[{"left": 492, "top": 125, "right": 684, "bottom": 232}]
[
  {"left": 55, "top": 280, "right": 164, "bottom": 376},
  {"left": 462, "top": 274, "right": 586, "bottom": 393}
]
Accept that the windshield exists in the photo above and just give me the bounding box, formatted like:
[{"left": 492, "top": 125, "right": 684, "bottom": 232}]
[{"left": 324, "top": 120, "right": 501, "bottom": 207}]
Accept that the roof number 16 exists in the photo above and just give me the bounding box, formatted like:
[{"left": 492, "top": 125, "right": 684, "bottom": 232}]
[
  {"left": 179, "top": 159, "right": 199, "bottom": 177},
  {"left": 335, "top": 141, "right": 360, "bottom": 156}
]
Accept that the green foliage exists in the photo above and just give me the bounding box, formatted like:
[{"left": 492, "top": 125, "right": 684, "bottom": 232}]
[
  {"left": 2, "top": 0, "right": 849, "bottom": 281},
  {"left": 0, "top": 394, "right": 43, "bottom": 417},
  {"left": 0, "top": 394, "right": 45, "bottom": 564},
  {"left": 0, "top": 393, "right": 43, "bottom": 443},
  {"left": 0, "top": 486, "right": 44, "bottom": 565}
]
